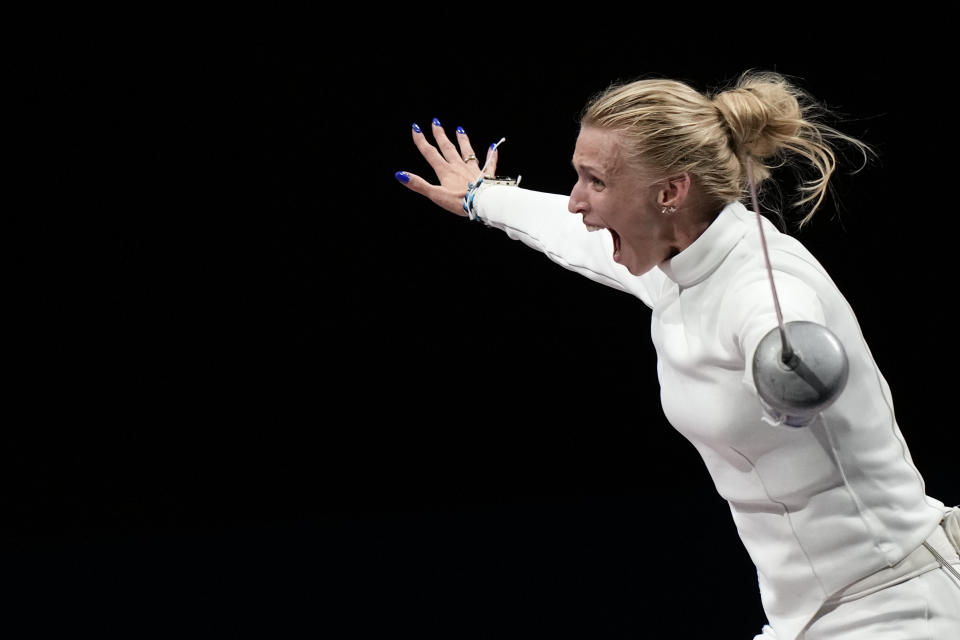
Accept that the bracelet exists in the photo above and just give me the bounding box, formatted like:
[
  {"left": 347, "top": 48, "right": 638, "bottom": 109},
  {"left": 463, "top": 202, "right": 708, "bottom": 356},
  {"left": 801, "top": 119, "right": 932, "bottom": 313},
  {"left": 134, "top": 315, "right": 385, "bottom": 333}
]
[
  {"left": 462, "top": 175, "right": 522, "bottom": 222},
  {"left": 462, "top": 176, "right": 485, "bottom": 220},
  {"left": 461, "top": 136, "right": 520, "bottom": 222}
]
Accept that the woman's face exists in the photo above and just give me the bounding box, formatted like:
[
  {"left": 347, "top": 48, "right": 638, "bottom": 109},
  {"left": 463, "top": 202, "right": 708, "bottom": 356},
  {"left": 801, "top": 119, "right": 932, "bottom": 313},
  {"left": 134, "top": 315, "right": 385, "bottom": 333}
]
[{"left": 568, "top": 126, "right": 674, "bottom": 276}]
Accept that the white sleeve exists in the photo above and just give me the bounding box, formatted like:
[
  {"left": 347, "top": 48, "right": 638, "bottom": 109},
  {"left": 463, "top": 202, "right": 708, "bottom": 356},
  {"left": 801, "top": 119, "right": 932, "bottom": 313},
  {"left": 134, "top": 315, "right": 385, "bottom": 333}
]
[
  {"left": 474, "top": 184, "right": 666, "bottom": 308},
  {"left": 721, "top": 267, "right": 827, "bottom": 391}
]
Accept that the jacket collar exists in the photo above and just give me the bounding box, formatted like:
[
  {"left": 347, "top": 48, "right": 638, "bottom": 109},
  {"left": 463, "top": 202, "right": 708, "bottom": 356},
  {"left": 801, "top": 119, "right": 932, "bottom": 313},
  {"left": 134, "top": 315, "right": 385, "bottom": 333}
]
[{"left": 658, "top": 200, "right": 749, "bottom": 288}]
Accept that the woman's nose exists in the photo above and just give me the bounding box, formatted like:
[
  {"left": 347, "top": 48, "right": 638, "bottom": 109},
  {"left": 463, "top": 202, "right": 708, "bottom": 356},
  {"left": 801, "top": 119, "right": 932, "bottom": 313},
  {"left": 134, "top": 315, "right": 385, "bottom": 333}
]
[{"left": 568, "top": 184, "right": 587, "bottom": 214}]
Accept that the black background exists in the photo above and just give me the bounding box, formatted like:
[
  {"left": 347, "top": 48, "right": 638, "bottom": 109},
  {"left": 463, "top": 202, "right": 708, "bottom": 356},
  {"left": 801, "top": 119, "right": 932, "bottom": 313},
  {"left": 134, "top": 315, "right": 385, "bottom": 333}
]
[{"left": 7, "top": 13, "right": 958, "bottom": 638}]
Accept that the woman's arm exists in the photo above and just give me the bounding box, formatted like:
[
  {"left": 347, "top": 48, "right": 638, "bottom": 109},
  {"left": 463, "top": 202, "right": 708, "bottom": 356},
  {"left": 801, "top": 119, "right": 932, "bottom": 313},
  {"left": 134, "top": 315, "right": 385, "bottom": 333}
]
[
  {"left": 473, "top": 184, "right": 661, "bottom": 304},
  {"left": 396, "top": 120, "right": 663, "bottom": 306}
]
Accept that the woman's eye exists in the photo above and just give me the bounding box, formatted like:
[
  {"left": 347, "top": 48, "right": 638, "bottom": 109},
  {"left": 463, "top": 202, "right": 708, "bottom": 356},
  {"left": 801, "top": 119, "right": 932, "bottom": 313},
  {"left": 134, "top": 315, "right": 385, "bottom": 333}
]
[{"left": 591, "top": 178, "right": 605, "bottom": 188}]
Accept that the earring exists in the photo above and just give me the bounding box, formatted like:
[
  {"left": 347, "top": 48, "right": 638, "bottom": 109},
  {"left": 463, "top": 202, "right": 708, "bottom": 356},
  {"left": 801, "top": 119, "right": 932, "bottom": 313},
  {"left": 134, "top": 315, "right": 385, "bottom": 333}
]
[{"left": 661, "top": 206, "right": 677, "bottom": 215}]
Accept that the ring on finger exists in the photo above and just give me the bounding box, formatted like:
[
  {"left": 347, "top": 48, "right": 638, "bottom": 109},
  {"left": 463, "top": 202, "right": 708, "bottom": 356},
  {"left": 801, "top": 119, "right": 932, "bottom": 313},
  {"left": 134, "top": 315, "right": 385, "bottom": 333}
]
[{"left": 463, "top": 154, "right": 478, "bottom": 163}]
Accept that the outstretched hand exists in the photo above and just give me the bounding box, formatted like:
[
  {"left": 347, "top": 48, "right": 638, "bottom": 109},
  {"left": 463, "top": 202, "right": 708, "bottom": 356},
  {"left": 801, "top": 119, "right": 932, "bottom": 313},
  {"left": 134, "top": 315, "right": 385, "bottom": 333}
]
[{"left": 395, "top": 119, "right": 499, "bottom": 216}]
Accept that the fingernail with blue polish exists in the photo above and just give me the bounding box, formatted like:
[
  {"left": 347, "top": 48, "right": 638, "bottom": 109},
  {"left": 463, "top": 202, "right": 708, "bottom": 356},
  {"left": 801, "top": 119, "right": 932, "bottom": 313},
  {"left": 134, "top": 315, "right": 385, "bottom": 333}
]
[
  {"left": 412, "top": 123, "right": 422, "bottom": 133},
  {"left": 490, "top": 142, "right": 497, "bottom": 150},
  {"left": 432, "top": 117, "right": 442, "bottom": 127},
  {"left": 395, "top": 171, "right": 410, "bottom": 184},
  {"left": 456, "top": 126, "right": 465, "bottom": 134}
]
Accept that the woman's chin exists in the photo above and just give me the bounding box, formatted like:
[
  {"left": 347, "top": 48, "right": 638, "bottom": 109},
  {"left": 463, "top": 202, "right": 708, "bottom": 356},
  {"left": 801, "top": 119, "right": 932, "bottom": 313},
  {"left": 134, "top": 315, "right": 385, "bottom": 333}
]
[{"left": 619, "top": 253, "right": 656, "bottom": 277}]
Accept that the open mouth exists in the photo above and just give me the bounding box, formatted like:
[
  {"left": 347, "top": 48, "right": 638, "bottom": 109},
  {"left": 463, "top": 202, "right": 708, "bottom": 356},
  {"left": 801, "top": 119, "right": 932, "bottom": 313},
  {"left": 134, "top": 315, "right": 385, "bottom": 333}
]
[
  {"left": 609, "top": 229, "right": 621, "bottom": 262},
  {"left": 584, "top": 220, "right": 622, "bottom": 262}
]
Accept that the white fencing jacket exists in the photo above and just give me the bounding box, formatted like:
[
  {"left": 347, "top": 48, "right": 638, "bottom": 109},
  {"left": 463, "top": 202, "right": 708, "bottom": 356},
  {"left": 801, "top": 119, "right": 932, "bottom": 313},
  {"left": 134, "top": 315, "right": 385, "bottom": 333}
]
[{"left": 473, "top": 185, "right": 947, "bottom": 640}]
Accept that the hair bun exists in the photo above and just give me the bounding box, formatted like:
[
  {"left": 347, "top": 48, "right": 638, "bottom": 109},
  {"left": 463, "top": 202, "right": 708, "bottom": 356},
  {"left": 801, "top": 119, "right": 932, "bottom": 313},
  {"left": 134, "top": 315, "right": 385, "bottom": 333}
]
[{"left": 713, "top": 73, "right": 804, "bottom": 159}]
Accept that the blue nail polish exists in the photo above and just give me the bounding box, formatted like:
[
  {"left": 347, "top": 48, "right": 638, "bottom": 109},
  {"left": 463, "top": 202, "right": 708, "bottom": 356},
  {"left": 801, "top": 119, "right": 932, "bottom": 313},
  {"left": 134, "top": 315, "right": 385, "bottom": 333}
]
[
  {"left": 456, "top": 126, "right": 465, "bottom": 134},
  {"left": 432, "top": 117, "right": 441, "bottom": 127},
  {"left": 490, "top": 142, "right": 496, "bottom": 150},
  {"left": 412, "top": 123, "right": 421, "bottom": 133},
  {"left": 395, "top": 171, "right": 410, "bottom": 183}
]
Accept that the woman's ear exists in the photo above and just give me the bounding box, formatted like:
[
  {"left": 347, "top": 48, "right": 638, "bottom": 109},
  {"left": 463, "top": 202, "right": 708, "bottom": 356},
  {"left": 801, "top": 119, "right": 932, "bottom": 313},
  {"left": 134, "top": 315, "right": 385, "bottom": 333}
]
[{"left": 658, "top": 172, "right": 692, "bottom": 207}]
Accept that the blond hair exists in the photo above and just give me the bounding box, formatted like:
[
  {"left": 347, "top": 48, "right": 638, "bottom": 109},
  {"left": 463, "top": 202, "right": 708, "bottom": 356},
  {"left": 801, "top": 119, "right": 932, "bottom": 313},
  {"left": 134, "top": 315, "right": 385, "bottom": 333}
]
[{"left": 581, "top": 70, "right": 872, "bottom": 227}]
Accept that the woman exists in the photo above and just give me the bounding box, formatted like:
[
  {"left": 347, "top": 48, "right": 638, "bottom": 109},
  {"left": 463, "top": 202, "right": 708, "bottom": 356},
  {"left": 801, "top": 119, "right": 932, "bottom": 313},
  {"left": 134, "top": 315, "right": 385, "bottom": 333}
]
[{"left": 395, "top": 71, "right": 960, "bottom": 639}]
